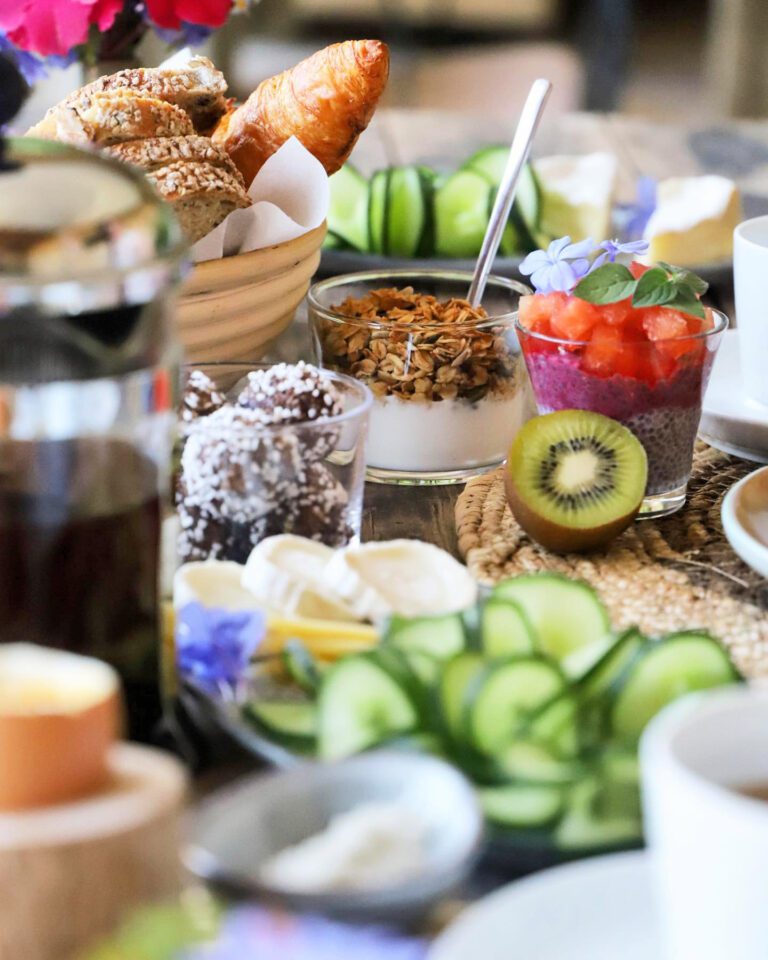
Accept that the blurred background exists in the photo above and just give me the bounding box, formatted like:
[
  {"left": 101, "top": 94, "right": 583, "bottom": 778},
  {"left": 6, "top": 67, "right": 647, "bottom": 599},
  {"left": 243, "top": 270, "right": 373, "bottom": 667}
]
[{"left": 201, "top": 0, "right": 762, "bottom": 121}]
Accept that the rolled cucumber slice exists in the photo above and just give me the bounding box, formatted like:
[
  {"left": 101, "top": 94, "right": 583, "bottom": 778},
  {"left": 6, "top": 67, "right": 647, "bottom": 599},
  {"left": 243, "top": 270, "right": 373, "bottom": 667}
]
[
  {"left": 555, "top": 777, "right": 641, "bottom": 851},
  {"left": 573, "top": 627, "right": 645, "bottom": 696},
  {"left": 387, "top": 165, "right": 432, "bottom": 257},
  {"left": 481, "top": 599, "right": 536, "bottom": 658},
  {"left": 439, "top": 651, "right": 485, "bottom": 741},
  {"left": 368, "top": 169, "right": 390, "bottom": 255},
  {"left": 328, "top": 164, "right": 370, "bottom": 252},
  {"left": 246, "top": 700, "right": 317, "bottom": 744},
  {"left": 479, "top": 782, "right": 564, "bottom": 828},
  {"left": 434, "top": 170, "right": 493, "bottom": 257},
  {"left": 493, "top": 574, "right": 610, "bottom": 668},
  {"left": 281, "top": 638, "right": 322, "bottom": 694},
  {"left": 386, "top": 613, "right": 466, "bottom": 661},
  {"left": 318, "top": 653, "right": 419, "bottom": 759},
  {"left": 497, "top": 741, "right": 583, "bottom": 785},
  {"left": 611, "top": 632, "right": 739, "bottom": 742},
  {"left": 522, "top": 693, "right": 580, "bottom": 758},
  {"left": 468, "top": 656, "right": 566, "bottom": 755}
]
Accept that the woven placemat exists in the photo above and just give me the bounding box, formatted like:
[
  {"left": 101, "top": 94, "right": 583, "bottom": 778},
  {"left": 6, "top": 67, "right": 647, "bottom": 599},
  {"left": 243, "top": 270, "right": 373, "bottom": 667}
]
[{"left": 456, "top": 444, "right": 768, "bottom": 679}]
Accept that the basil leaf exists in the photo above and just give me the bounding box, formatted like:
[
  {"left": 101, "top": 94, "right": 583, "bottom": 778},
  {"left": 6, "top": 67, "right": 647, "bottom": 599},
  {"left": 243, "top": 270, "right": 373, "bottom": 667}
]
[
  {"left": 667, "top": 285, "right": 706, "bottom": 320},
  {"left": 657, "top": 260, "right": 709, "bottom": 295},
  {"left": 573, "top": 264, "right": 636, "bottom": 304},
  {"left": 632, "top": 267, "right": 675, "bottom": 307}
]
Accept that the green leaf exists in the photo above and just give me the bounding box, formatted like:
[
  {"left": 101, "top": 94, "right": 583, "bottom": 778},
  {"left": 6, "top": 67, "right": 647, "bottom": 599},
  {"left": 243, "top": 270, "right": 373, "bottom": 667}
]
[
  {"left": 573, "top": 264, "right": 637, "bottom": 305},
  {"left": 657, "top": 261, "right": 709, "bottom": 296},
  {"left": 667, "top": 284, "right": 706, "bottom": 320},
  {"left": 632, "top": 267, "right": 676, "bottom": 307}
]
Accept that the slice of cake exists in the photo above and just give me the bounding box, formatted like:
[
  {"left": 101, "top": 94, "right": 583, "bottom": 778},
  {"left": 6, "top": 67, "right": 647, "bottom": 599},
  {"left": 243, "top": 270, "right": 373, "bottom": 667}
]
[
  {"left": 534, "top": 152, "right": 618, "bottom": 243},
  {"left": 643, "top": 175, "right": 742, "bottom": 266}
]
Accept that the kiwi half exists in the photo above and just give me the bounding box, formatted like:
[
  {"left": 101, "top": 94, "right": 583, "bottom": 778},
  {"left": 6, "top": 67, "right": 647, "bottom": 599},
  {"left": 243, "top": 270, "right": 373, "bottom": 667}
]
[{"left": 505, "top": 410, "right": 648, "bottom": 553}]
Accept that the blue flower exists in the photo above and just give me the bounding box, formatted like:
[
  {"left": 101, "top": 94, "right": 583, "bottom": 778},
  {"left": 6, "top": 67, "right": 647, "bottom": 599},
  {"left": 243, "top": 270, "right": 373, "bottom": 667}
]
[
  {"left": 153, "top": 23, "right": 214, "bottom": 48},
  {"left": 519, "top": 236, "right": 595, "bottom": 294},
  {"left": 178, "top": 907, "right": 429, "bottom": 960},
  {"left": 591, "top": 238, "right": 650, "bottom": 269},
  {"left": 176, "top": 602, "right": 266, "bottom": 692},
  {"left": 624, "top": 176, "right": 657, "bottom": 239}
]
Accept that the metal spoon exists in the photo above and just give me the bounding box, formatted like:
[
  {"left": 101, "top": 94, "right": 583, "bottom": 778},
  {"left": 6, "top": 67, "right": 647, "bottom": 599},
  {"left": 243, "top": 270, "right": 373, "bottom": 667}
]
[{"left": 467, "top": 78, "right": 552, "bottom": 307}]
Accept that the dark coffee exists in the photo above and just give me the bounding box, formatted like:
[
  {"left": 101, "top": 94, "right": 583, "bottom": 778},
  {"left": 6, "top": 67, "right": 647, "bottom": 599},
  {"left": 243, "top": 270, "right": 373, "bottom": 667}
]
[
  {"left": 736, "top": 783, "right": 768, "bottom": 803},
  {"left": 0, "top": 437, "right": 162, "bottom": 740}
]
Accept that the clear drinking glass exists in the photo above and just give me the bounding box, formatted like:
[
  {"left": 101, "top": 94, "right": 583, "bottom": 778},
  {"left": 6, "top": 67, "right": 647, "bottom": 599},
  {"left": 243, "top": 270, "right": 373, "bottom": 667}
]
[
  {"left": 0, "top": 138, "right": 187, "bottom": 740},
  {"left": 308, "top": 269, "right": 532, "bottom": 485},
  {"left": 174, "top": 362, "right": 372, "bottom": 564},
  {"left": 516, "top": 309, "right": 729, "bottom": 517}
]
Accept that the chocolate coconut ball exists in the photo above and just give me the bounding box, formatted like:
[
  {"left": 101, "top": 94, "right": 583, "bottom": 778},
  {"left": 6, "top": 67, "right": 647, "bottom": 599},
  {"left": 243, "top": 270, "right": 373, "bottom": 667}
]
[
  {"left": 180, "top": 370, "right": 226, "bottom": 433},
  {"left": 236, "top": 361, "right": 343, "bottom": 424}
]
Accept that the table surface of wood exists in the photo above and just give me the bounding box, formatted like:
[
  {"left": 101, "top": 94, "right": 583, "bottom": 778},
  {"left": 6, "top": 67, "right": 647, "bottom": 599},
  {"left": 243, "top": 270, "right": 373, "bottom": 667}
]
[{"left": 268, "top": 107, "right": 766, "bottom": 555}]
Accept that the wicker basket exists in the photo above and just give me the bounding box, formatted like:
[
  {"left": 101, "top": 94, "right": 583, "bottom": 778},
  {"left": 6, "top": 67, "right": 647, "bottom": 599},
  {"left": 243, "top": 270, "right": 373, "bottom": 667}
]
[{"left": 177, "top": 222, "right": 326, "bottom": 363}]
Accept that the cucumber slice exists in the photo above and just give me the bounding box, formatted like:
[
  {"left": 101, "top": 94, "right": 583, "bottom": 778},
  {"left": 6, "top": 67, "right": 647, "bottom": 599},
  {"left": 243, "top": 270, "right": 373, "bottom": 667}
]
[
  {"left": 479, "top": 782, "right": 564, "bottom": 828},
  {"left": 468, "top": 656, "right": 566, "bottom": 755},
  {"left": 611, "top": 632, "right": 739, "bottom": 742},
  {"left": 281, "top": 639, "right": 322, "bottom": 694},
  {"left": 594, "top": 747, "right": 642, "bottom": 821},
  {"left": 523, "top": 693, "right": 580, "bottom": 758},
  {"left": 493, "top": 574, "right": 610, "bottom": 668},
  {"left": 573, "top": 627, "right": 645, "bottom": 695},
  {"left": 463, "top": 145, "right": 509, "bottom": 185},
  {"left": 434, "top": 170, "right": 493, "bottom": 257},
  {"left": 513, "top": 163, "right": 542, "bottom": 238},
  {"left": 555, "top": 778, "right": 641, "bottom": 850},
  {"left": 246, "top": 700, "right": 317, "bottom": 743},
  {"left": 386, "top": 165, "right": 431, "bottom": 257},
  {"left": 328, "top": 164, "right": 370, "bottom": 252},
  {"left": 322, "top": 230, "right": 348, "bottom": 250},
  {"left": 481, "top": 599, "right": 536, "bottom": 658},
  {"left": 318, "top": 653, "right": 419, "bottom": 759},
  {"left": 402, "top": 651, "right": 442, "bottom": 686},
  {"left": 368, "top": 169, "right": 390, "bottom": 255},
  {"left": 386, "top": 613, "right": 466, "bottom": 661},
  {"left": 497, "top": 741, "right": 583, "bottom": 785},
  {"left": 439, "top": 652, "right": 485, "bottom": 740}
]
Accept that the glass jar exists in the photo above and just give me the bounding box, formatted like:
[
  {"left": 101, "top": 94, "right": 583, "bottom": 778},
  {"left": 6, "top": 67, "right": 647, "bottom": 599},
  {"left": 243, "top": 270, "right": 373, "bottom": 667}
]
[
  {"left": 0, "top": 138, "right": 188, "bottom": 740},
  {"left": 308, "top": 269, "right": 532, "bottom": 485},
  {"left": 173, "top": 362, "right": 372, "bottom": 565}
]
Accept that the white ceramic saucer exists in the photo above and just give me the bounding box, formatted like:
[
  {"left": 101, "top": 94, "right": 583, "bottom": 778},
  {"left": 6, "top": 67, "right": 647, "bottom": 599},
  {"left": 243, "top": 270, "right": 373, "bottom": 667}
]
[
  {"left": 429, "top": 852, "right": 660, "bottom": 960},
  {"left": 700, "top": 330, "right": 768, "bottom": 463},
  {"left": 722, "top": 465, "right": 768, "bottom": 577}
]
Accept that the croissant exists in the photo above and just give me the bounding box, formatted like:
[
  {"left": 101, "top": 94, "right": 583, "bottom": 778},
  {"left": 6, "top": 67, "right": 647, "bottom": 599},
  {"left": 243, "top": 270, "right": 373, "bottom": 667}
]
[{"left": 212, "top": 39, "right": 389, "bottom": 186}]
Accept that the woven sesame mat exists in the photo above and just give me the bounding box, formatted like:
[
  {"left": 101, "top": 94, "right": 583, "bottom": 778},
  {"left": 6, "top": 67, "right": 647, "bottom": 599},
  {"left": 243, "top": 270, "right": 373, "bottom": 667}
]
[{"left": 455, "top": 444, "right": 768, "bottom": 679}]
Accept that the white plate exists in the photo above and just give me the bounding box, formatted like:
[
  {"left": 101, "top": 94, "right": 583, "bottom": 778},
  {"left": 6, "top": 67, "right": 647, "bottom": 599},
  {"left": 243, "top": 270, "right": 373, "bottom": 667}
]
[
  {"left": 722, "top": 465, "right": 768, "bottom": 578},
  {"left": 429, "top": 851, "right": 660, "bottom": 960},
  {"left": 700, "top": 330, "right": 768, "bottom": 463}
]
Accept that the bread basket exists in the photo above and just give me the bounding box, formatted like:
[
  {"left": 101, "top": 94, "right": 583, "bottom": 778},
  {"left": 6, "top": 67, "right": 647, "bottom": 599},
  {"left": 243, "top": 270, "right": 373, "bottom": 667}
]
[{"left": 177, "top": 222, "right": 326, "bottom": 362}]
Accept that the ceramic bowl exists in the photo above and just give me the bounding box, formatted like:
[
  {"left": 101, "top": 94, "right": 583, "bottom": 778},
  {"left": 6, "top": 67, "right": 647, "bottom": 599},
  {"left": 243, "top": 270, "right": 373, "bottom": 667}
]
[
  {"left": 722, "top": 465, "right": 768, "bottom": 577},
  {"left": 177, "top": 223, "right": 326, "bottom": 363},
  {"left": 184, "top": 751, "right": 484, "bottom": 924}
]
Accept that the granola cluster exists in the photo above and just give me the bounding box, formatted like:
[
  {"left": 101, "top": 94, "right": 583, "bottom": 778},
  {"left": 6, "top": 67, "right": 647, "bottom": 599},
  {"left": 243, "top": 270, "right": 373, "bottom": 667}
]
[{"left": 320, "top": 287, "right": 518, "bottom": 403}]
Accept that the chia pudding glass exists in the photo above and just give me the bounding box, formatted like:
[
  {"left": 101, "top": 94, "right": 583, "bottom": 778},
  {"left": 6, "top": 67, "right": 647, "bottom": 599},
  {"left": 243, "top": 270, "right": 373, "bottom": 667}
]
[
  {"left": 308, "top": 270, "right": 532, "bottom": 485},
  {"left": 516, "top": 305, "right": 728, "bottom": 517}
]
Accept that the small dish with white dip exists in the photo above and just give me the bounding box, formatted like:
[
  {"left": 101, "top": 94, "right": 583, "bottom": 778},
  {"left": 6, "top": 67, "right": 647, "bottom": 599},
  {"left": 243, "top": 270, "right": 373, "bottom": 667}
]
[
  {"left": 185, "top": 750, "right": 483, "bottom": 924},
  {"left": 308, "top": 270, "right": 531, "bottom": 484}
]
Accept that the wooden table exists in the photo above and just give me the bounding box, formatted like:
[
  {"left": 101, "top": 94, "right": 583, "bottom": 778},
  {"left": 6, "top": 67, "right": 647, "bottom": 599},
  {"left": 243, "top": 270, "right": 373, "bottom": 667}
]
[{"left": 267, "top": 108, "right": 768, "bottom": 556}]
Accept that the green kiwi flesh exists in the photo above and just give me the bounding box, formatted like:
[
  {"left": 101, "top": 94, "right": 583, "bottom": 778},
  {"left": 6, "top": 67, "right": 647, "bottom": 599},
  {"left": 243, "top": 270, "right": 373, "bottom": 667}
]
[{"left": 506, "top": 410, "right": 648, "bottom": 553}]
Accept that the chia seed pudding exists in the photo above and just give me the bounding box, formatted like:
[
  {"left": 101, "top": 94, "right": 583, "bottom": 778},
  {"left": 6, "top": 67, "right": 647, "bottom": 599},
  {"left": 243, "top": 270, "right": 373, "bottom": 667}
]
[{"left": 525, "top": 351, "right": 717, "bottom": 496}]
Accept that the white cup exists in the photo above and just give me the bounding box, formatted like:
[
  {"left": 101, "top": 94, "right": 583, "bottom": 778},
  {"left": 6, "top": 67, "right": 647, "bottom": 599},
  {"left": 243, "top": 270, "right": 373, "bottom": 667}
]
[
  {"left": 734, "top": 217, "right": 768, "bottom": 405},
  {"left": 641, "top": 687, "right": 768, "bottom": 960}
]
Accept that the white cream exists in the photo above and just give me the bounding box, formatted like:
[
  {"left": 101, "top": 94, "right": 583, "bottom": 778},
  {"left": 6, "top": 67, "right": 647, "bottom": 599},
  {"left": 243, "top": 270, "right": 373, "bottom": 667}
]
[
  {"left": 645, "top": 175, "right": 738, "bottom": 236},
  {"left": 259, "top": 802, "right": 428, "bottom": 893},
  {"left": 365, "top": 393, "right": 526, "bottom": 474}
]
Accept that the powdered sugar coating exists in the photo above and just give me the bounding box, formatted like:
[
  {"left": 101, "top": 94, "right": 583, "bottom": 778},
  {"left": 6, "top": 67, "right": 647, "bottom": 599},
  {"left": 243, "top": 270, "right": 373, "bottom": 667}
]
[
  {"left": 180, "top": 370, "right": 226, "bottom": 432},
  {"left": 236, "top": 361, "right": 343, "bottom": 424}
]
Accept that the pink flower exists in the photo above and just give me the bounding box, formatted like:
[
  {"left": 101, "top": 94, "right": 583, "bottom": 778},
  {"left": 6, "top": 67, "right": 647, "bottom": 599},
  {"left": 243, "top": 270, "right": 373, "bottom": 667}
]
[
  {"left": 144, "top": 0, "right": 233, "bottom": 30},
  {"left": 1, "top": 0, "right": 122, "bottom": 58}
]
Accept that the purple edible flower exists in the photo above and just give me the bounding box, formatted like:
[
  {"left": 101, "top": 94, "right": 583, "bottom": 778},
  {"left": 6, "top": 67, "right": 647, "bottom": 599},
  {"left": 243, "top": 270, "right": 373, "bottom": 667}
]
[
  {"left": 591, "top": 238, "right": 650, "bottom": 269},
  {"left": 176, "top": 601, "right": 265, "bottom": 693},
  {"left": 624, "top": 176, "right": 657, "bottom": 239},
  {"left": 179, "top": 907, "right": 429, "bottom": 960},
  {"left": 153, "top": 22, "right": 214, "bottom": 48},
  {"left": 519, "top": 236, "right": 595, "bottom": 294}
]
